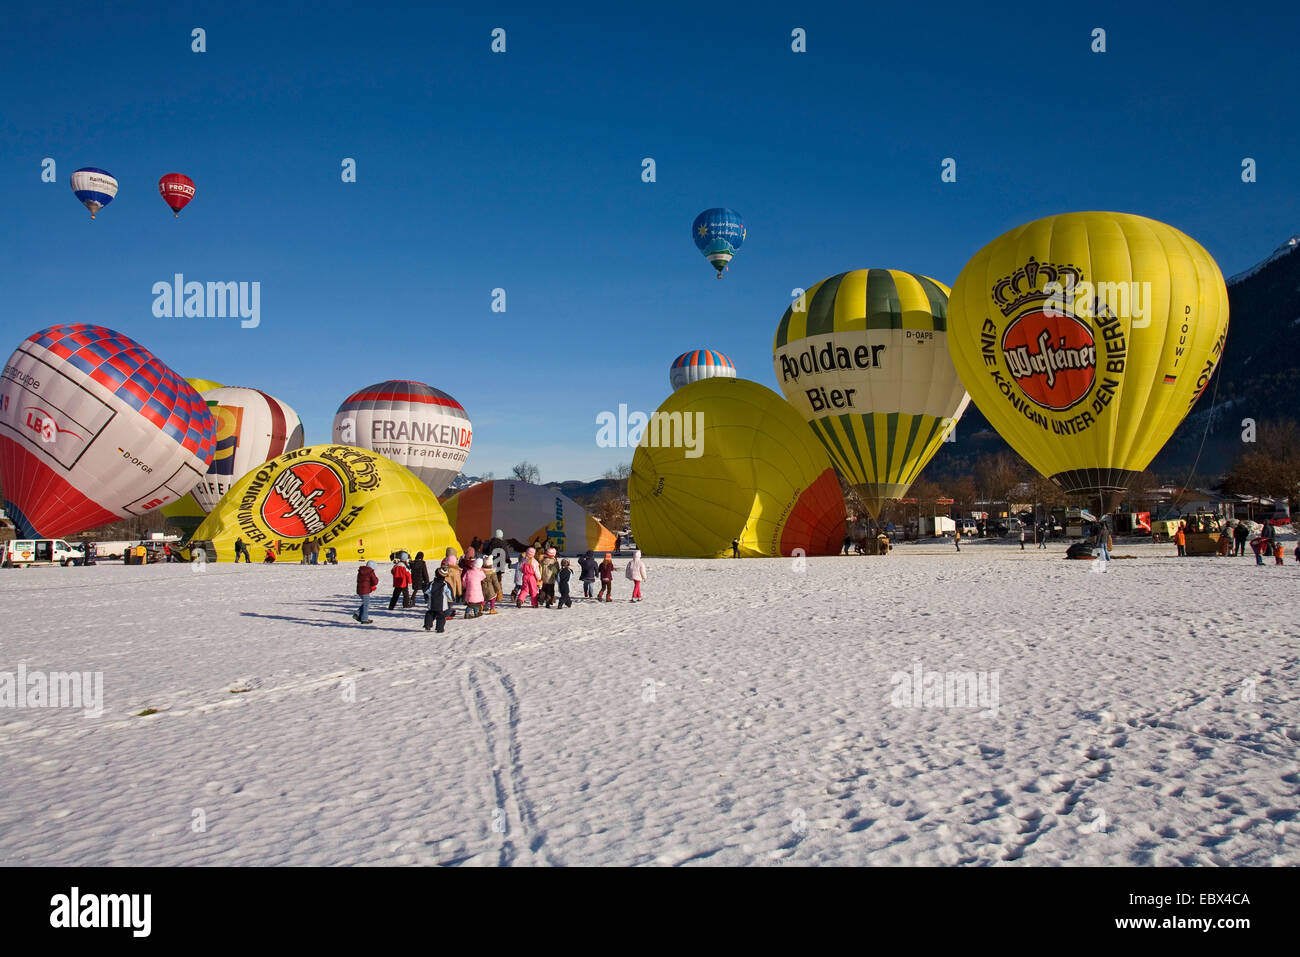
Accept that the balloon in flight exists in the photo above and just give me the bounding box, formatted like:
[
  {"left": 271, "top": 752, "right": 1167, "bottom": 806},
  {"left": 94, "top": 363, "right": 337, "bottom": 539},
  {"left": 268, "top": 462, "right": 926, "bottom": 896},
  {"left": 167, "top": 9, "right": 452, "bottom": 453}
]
[
  {"left": 332, "top": 380, "right": 471, "bottom": 496},
  {"left": 188, "top": 445, "right": 461, "bottom": 562},
  {"left": 628, "top": 377, "right": 846, "bottom": 557},
  {"left": 191, "top": 387, "right": 305, "bottom": 514},
  {"left": 70, "top": 167, "right": 118, "bottom": 219},
  {"left": 0, "top": 325, "right": 216, "bottom": 538},
  {"left": 946, "top": 211, "right": 1229, "bottom": 494},
  {"left": 158, "top": 173, "right": 196, "bottom": 217},
  {"left": 692, "top": 208, "right": 746, "bottom": 276},
  {"left": 773, "top": 269, "right": 970, "bottom": 519},
  {"left": 669, "top": 349, "right": 737, "bottom": 391}
]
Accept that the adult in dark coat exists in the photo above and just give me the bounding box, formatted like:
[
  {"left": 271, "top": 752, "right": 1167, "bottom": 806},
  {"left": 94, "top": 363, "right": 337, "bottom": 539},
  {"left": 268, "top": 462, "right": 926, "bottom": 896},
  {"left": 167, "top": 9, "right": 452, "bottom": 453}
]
[{"left": 577, "top": 550, "right": 599, "bottom": 599}]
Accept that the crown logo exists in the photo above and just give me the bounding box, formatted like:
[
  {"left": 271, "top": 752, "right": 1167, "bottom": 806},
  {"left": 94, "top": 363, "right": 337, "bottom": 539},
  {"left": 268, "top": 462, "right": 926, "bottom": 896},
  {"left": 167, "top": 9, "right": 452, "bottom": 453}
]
[
  {"left": 990, "top": 257, "right": 1085, "bottom": 317},
  {"left": 322, "top": 445, "right": 381, "bottom": 492}
]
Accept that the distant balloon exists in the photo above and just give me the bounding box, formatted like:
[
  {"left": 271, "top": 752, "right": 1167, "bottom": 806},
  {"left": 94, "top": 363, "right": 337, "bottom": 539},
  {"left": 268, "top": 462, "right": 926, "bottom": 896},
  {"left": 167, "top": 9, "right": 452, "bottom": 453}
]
[
  {"left": 773, "top": 269, "right": 970, "bottom": 519},
  {"left": 188, "top": 445, "right": 461, "bottom": 562},
  {"left": 629, "top": 378, "right": 846, "bottom": 557},
  {"left": 70, "top": 167, "right": 118, "bottom": 219},
  {"left": 333, "top": 380, "right": 472, "bottom": 496},
  {"left": 669, "top": 349, "right": 737, "bottom": 391},
  {"left": 692, "top": 208, "right": 746, "bottom": 276},
  {"left": 192, "top": 387, "right": 305, "bottom": 513},
  {"left": 440, "top": 480, "right": 616, "bottom": 554},
  {"left": 947, "top": 211, "right": 1230, "bottom": 495},
  {"left": 158, "top": 173, "right": 196, "bottom": 217},
  {"left": 0, "top": 325, "right": 216, "bottom": 538}
]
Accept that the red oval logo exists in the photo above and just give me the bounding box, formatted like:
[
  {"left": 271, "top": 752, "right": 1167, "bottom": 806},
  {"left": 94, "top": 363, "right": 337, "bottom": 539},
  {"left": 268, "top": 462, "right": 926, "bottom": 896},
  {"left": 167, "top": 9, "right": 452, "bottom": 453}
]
[
  {"left": 1001, "top": 311, "right": 1097, "bottom": 411},
  {"left": 260, "top": 462, "right": 346, "bottom": 538}
]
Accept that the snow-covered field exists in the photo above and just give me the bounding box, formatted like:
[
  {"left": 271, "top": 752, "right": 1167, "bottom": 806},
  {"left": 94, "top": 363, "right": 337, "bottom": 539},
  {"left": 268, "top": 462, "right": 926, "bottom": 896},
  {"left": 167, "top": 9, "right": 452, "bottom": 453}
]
[{"left": 2, "top": 538, "right": 1298, "bottom": 866}]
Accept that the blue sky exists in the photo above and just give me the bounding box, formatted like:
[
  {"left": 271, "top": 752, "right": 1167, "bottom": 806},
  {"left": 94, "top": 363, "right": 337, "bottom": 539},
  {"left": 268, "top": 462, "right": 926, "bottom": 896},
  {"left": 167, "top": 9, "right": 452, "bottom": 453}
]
[{"left": 3, "top": 1, "right": 1297, "bottom": 481}]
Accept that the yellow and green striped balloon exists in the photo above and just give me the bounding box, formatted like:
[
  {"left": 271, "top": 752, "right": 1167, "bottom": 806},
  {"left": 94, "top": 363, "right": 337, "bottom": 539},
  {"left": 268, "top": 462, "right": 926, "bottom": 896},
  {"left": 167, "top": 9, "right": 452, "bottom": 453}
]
[{"left": 772, "top": 269, "right": 970, "bottom": 519}]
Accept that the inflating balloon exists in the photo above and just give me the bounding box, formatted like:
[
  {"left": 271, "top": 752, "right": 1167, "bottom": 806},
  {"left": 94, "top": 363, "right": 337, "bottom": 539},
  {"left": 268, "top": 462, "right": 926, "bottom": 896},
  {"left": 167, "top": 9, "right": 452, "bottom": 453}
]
[
  {"left": 0, "top": 325, "right": 216, "bottom": 538},
  {"left": 440, "top": 480, "right": 616, "bottom": 554},
  {"left": 692, "top": 208, "right": 745, "bottom": 276},
  {"left": 629, "top": 377, "right": 846, "bottom": 557},
  {"left": 947, "top": 211, "right": 1229, "bottom": 494},
  {"left": 162, "top": 377, "right": 226, "bottom": 534},
  {"left": 192, "top": 387, "right": 305, "bottom": 513},
  {"left": 158, "top": 173, "right": 196, "bottom": 218},
  {"left": 332, "top": 380, "right": 471, "bottom": 496},
  {"left": 188, "top": 445, "right": 460, "bottom": 562},
  {"left": 184, "top": 377, "right": 224, "bottom": 394},
  {"left": 773, "top": 269, "right": 970, "bottom": 519},
  {"left": 669, "top": 349, "right": 737, "bottom": 391},
  {"left": 70, "top": 167, "right": 118, "bottom": 219}
]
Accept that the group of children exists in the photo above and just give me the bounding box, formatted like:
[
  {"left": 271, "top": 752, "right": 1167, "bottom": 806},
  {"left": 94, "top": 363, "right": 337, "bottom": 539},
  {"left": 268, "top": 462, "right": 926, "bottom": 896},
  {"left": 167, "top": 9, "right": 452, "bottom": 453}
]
[{"left": 354, "top": 545, "right": 649, "bottom": 632}]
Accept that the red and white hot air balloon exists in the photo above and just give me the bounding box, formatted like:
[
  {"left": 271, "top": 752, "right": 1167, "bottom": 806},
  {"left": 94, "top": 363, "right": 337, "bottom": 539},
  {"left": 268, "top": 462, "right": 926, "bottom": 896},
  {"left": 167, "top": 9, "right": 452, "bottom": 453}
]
[
  {"left": 191, "top": 387, "right": 306, "bottom": 513},
  {"left": 0, "top": 325, "right": 217, "bottom": 538},
  {"left": 158, "top": 173, "right": 196, "bottom": 218}
]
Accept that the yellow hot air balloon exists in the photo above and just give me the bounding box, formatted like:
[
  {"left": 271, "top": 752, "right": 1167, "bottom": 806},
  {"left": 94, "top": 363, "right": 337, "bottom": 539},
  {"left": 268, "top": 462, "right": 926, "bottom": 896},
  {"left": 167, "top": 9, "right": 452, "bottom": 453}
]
[
  {"left": 628, "top": 377, "right": 847, "bottom": 557},
  {"left": 772, "top": 269, "right": 970, "bottom": 519},
  {"left": 184, "top": 378, "right": 225, "bottom": 394},
  {"left": 188, "top": 445, "right": 460, "bottom": 562},
  {"left": 947, "top": 212, "right": 1229, "bottom": 494},
  {"left": 163, "top": 378, "right": 226, "bottom": 534}
]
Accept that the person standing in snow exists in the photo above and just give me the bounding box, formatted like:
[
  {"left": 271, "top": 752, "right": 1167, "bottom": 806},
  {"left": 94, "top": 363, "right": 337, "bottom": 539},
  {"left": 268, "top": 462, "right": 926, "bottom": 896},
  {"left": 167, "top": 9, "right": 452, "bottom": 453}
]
[
  {"left": 353, "top": 560, "right": 379, "bottom": 623},
  {"left": 731, "top": 538, "right": 740, "bottom": 558},
  {"left": 578, "top": 550, "right": 599, "bottom": 599},
  {"left": 481, "top": 557, "right": 502, "bottom": 614},
  {"left": 624, "top": 549, "right": 647, "bottom": 602},
  {"left": 1233, "top": 521, "right": 1250, "bottom": 557},
  {"left": 463, "top": 557, "right": 486, "bottom": 617},
  {"left": 557, "top": 558, "right": 574, "bottom": 608},
  {"left": 1019, "top": 528, "right": 1026, "bottom": 550},
  {"left": 953, "top": 527, "right": 962, "bottom": 552},
  {"left": 424, "top": 567, "right": 450, "bottom": 632},
  {"left": 234, "top": 537, "right": 250, "bottom": 563},
  {"left": 511, "top": 550, "right": 524, "bottom": 601},
  {"left": 1274, "top": 541, "right": 1286, "bottom": 565},
  {"left": 598, "top": 552, "right": 615, "bottom": 602},
  {"left": 442, "top": 548, "right": 463, "bottom": 617},
  {"left": 517, "top": 546, "right": 541, "bottom": 608},
  {"left": 539, "top": 547, "right": 560, "bottom": 607},
  {"left": 409, "top": 551, "right": 430, "bottom": 604},
  {"left": 1174, "top": 522, "right": 1187, "bottom": 557},
  {"left": 388, "top": 559, "right": 412, "bottom": 610}
]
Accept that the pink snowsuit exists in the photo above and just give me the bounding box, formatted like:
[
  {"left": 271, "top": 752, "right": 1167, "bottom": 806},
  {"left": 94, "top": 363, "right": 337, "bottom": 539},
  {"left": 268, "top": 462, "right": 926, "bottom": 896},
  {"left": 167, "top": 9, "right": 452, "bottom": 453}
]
[
  {"left": 520, "top": 558, "right": 540, "bottom": 607},
  {"left": 463, "top": 566, "right": 485, "bottom": 604}
]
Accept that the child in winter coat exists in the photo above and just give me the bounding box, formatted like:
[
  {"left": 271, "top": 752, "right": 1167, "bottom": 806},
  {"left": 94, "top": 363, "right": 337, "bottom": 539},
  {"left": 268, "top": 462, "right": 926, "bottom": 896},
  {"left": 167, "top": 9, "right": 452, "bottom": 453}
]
[
  {"left": 481, "top": 558, "right": 502, "bottom": 614},
  {"left": 558, "top": 558, "right": 574, "bottom": 608},
  {"left": 463, "top": 557, "right": 487, "bottom": 617},
  {"left": 512, "top": 552, "right": 524, "bottom": 600},
  {"left": 388, "top": 560, "right": 413, "bottom": 609},
  {"left": 625, "top": 550, "right": 647, "bottom": 602},
  {"left": 578, "top": 550, "right": 598, "bottom": 599},
  {"left": 409, "top": 551, "right": 431, "bottom": 604},
  {"left": 424, "top": 567, "right": 450, "bottom": 633},
  {"left": 353, "top": 560, "right": 379, "bottom": 623},
  {"left": 539, "top": 547, "right": 560, "bottom": 608},
  {"left": 1251, "top": 537, "right": 1267, "bottom": 565},
  {"left": 598, "top": 552, "right": 615, "bottom": 602},
  {"left": 1274, "top": 542, "right": 1286, "bottom": 566},
  {"left": 517, "top": 547, "right": 541, "bottom": 607},
  {"left": 442, "top": 549, "right": 463, "bottom": 617}
]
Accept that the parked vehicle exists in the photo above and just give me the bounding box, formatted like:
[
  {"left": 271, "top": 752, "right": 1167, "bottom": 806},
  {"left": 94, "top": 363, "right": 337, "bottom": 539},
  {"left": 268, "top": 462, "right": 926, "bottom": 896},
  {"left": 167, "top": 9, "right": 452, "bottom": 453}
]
[
  {"left": 2, "top": 539, "right": 86, "bottom": 567},
  {"left": 955, "top": 518, "right": 978, "bottom": 536}
]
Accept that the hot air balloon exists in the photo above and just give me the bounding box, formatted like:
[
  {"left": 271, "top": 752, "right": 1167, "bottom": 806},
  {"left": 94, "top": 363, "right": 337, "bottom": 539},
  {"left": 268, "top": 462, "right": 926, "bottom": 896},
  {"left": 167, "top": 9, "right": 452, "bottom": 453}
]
[
  {"left": 947, "top": 211, "right": 1229, "bottom": 496},
  {"left": 332, "top": 381, "right": 471, "bottom": 496},
  {"left": 692, "top": 208, "right": 746, "bottom": 276},
  {"left": 70, "top": 168, "right": 118, "bottom": 219},
  {"left": 161, "top": 378, "right": 226, "bottom": 534},
  {"left": 773, "top": 269, "right": 970, "bottom": 519},
  {"left": 669, "top": 349, "right": 737, "bottom": 391},
  {"left": 184, "top": 377, "right": 224, "bottom": 394},
  {"left": 187, "top": 445, "right": 460, "bottom": 562},
  {"left": 628, "top": 377, "right": 846, "bottom": 557},
  {"left": 158, "top": 173, "right": 196, "bottom": 217},
  {"left": 191, "top": 387, "right": 305, "bottom": 513},
  {"left": 440, "top": 480, "right": 616, "bottom": 554},
  {"left": 0, "top": 325, "right": 216, "bottom": 538}
]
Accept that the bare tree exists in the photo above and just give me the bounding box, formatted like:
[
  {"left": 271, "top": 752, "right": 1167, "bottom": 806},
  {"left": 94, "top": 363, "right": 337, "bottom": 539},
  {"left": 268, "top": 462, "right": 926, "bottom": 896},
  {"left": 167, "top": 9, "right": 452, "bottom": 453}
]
[
  {"left": 511, "top": 461, "right": 540, "bottom": 485},
  {"left": 1222, "top": 419, "right": 1300, "bottom": 507}
]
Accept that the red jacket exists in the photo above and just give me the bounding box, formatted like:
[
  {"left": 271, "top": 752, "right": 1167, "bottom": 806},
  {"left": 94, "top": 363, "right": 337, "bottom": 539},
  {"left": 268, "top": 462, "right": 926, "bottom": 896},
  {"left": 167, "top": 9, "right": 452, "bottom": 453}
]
[
  {"left": 356, "top": 565, "right": 379, "bottom": 595},
  {"left": 392, "top": 565, "right": 412, "bottom": 588}
]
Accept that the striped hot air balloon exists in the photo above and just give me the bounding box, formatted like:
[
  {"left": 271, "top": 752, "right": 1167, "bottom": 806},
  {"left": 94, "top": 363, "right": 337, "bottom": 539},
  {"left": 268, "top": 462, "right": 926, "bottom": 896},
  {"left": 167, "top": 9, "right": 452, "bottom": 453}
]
[
  {"left": 772, "top": 269, "right": 971, "bottom": 520},
  {"left": 332, "top": 380, "right": 472, "bottom": 496},
  {"left": 0, "top": 325, "right": 216, "bottom": 538},
  {"left": 190, "top": 387, "right": 305, "bottom": 513},
  {"left": 70, "top": 168, "right": 118, "bottom": 219},
  {"left": 669, "top": 349, "right": 737, "bottom": 391}
]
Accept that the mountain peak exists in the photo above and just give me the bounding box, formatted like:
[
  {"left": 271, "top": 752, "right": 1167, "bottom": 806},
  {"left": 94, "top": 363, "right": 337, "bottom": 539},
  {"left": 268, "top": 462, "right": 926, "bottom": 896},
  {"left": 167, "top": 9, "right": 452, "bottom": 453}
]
[{"left": 1227, "top": 234, "right": 1300, "bottom": 284}]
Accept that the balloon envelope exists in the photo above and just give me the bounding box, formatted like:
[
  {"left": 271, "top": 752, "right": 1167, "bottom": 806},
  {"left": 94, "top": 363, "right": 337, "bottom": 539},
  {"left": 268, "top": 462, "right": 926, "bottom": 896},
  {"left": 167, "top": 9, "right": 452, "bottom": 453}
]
[
  {"left": 189, "top": 445, "right": 460, "bottom": 562},
  {"left": 691, "top": 208, "right": 746, "bottom": 275},
  {"left": 629, "top": 377, "right": 846, "bottom": 557},
  {"left": 70, "top": 167, "right": 118, "bottom": 219},
  {"left": 0, "top": 325, "right": 216, "bottom": 537},
  {"left": 773, "top": 269, "right": 970, "bottom": 519},
  {"left": 158, "top": 173, "right": 196, "bottom": 217},
  {"left": 947, "top": 211, "right": 1229, "bottom": 494},
  {"left": 332, "top": 380, "right": 471, "bottom": 496},
  {"left": 670, "top": 349, "right": 737, "bottom": 391},
  {"left": 192, "top": 387, "right": 305, "bottom": 513},
  {"left": 440, "top": 480, "right": 616, "bottom": 554}
]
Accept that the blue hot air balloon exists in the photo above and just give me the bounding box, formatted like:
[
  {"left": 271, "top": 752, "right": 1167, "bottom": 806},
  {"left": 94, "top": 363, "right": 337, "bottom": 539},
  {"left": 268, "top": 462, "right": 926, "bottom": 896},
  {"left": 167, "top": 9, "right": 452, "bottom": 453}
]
[
  {"left": 692, "top": 208, "right": 746, "bottom": 277},
  {"left": 70, "top": 168, "right": 119, "bottom": 219}
]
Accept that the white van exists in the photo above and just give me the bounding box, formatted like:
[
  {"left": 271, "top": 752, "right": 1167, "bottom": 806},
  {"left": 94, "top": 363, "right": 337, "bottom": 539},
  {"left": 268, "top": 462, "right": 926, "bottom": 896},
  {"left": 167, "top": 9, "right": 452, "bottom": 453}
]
[{"left": 2, "top": 539, "right": 86, "bottom": 567}]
